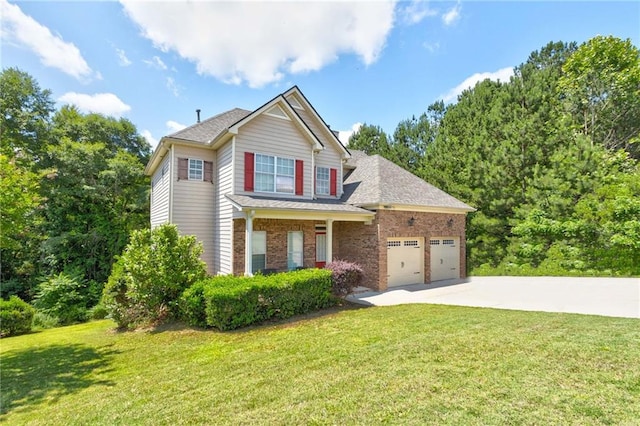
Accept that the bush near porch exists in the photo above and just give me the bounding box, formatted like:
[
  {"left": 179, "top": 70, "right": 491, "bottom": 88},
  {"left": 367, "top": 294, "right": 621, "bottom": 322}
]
[{"left": 180, "top": 269, "right": 335, "bottom": 330}]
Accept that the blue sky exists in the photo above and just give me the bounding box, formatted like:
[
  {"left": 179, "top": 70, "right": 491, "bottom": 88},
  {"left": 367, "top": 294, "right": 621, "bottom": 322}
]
[{"left": 2, "top": 1, "right": 639, "bottom": 148}]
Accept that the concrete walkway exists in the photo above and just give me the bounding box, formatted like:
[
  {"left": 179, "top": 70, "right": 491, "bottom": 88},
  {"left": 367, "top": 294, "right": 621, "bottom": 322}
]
[{"left": 346, "top": 276, "right": 640, "bottom": 318}]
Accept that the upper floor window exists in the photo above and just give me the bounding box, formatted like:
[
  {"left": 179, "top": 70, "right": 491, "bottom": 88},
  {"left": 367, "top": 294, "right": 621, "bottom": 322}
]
[
  {"left": 178, "top": 157, "right": 213, "bottom": 182},
  {"left": 255, "top": 154, "right": 294, "bottom": 194},
  {"left": 189, "top": 159, "right": 203, "bottom": 181},
  {"left": 316, "top": 167, "right": 330, "bottom": 195}
]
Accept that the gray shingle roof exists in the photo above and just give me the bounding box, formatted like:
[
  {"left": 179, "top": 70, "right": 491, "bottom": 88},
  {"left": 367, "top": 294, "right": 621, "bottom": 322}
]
[
  {"left": 168, "top": 108, "right": 251, "bottom": 143},
  {"left": 226, "top": 194, "right": 374, "bottom": 215},
  {"left": 342, "top": 153, "right": 475, "bottom": 211}
]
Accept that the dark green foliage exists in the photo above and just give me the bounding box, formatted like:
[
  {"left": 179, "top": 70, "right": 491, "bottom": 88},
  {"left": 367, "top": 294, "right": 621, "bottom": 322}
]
[
  {"left": 559, "top": 36, "right": 640, "bottom": 157},
  {"left": 33, "top": 272, "right": 98, "bottom": 325},
  {"left": 0, "top": 296, "right": 35, "bottom": 337},
  {"left": 0, "top": 67, "right": 54, "bottom": 160},
  {"left": 416, "top": 37, "right": 639, "bottom": 275},
  {"left": 180, "top": 269, "right": 335, "bottom": 331},
  {"left": 179, "top": 281, "right": 208, "bottom": 327},
  {"left": 324, "top": 260, "right": 364, "bottom": 296},
  {"left": 102, "top": 224, "right": 208, "bottom": 329},
  {"left": 347, "top": 123, "right": 391, "bottom": 156},
  {"left": 0, "top": 68, "right": 151, "bottom": 302}
]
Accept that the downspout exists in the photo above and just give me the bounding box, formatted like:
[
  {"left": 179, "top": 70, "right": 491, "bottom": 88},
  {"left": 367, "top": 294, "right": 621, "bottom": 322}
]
[
  {"left": 311, "top": 149, "right": 316, "bottom": 199},
  {"left": 168, "top": 144, "right": 175, "bottom": 222}
]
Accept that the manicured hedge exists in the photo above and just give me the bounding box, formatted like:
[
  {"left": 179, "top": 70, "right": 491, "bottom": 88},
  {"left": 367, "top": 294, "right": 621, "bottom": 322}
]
[
  {"left": 0, "top": 296, "right": 35, "bottom": 337},
  {"left": 180, "top": 269, "right": 335, "bottom": 331}
]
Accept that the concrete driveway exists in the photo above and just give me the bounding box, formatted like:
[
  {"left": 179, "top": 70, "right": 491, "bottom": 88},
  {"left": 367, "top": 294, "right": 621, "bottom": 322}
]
[{"left": 346, "top": 276, "right": 640, "bottom": 318}]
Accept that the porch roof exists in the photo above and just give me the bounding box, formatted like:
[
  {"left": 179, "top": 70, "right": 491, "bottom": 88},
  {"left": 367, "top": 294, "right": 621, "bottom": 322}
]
[{"left": 226, "top": 194, "right": 375, "bottom": 218}]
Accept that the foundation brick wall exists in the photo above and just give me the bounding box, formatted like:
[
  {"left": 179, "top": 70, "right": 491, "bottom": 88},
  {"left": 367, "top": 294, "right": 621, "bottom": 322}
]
[
  {"left": 334, "top": 210, "right": 467, "bottom": 291},
  {"left": 233, "top": 218, "right": 319, "bottom": 274},
  {"left": 333, "top": 221, "right": 380, "bottom": 290},
  {"left": 232, "top": 211, "right": 467, "bottom": 290}
]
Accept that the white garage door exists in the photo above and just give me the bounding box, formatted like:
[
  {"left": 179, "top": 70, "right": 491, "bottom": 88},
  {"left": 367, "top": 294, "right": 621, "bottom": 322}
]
[
  {"left": 387, "top": 238, "right": 424, "bottom": 287},
  {"left": 430, "top": 237, "right": 460, "bottom": 282}
]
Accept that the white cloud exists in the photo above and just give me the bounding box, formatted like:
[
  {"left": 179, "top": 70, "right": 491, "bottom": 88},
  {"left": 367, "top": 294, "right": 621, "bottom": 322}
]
[
  {"left": 0, "top": 0, "right": 94, "bottom": 81},
  {"left": 339, "top": 122, "right": 363, "bottom": 145},
  {"left": 166, "top": 77, "right": 180, "bottom": 97},
  {"left": 166, "top": 120, "right": 186, "bottom": 133},
  {"left": 121, "top": 1, "right": 395, "bottom": 88},
  {"left": 441, "top": 67, "right": 514, "bottom": 103},
  {"left": 398, "top": 0, "right": 437, "bottom": 25},
  {"left": 423, "top": 41, "right": 440, "bottom": 53},
  {"left": 141, "top": 130, "right": 158, "bottom": 149},
  {"left": 116, "top": 48, "right": 132, "bottom": 66},
  {"left": 442, "top": 2, "right": 461, "bottom": 26},
  {"left": 144, "top": 55, "right": 167, "bottom": 70},
  {"left": 57, "top": 92, "right": 132, "bottom": 117}
]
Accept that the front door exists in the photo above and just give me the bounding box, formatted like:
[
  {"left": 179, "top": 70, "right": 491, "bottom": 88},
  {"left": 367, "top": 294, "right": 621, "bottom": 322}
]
[{"left": 315, "top": 232, "right": 326, "bottom": 268}]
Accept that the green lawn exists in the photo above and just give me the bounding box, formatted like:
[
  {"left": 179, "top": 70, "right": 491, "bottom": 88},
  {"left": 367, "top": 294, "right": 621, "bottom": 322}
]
[{"left": 1, "top": 304, "right": 639, "bottom": 425}]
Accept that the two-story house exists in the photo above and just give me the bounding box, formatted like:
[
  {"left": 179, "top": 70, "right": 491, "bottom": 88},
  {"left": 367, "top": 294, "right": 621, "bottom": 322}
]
[{"left": 145, "top": 86, "right": 474, "bottom": 291}]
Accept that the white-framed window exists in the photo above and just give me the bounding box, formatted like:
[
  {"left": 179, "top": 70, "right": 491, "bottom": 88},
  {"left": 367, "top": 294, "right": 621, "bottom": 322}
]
[
  {"left": 287, "top": 231, "right": 303, "bottom": 270},
  {"left": 252, "top": 231, "right": 267, "bottom": 274},
  {"left": 316, "top": 166, "right": 330, "bottom": 195},
  {"left": 189, "top": 159, "right": 203, "bottom": 181},
  {"left": 255, "top": 154, "right": 294, "bottom": 194}
]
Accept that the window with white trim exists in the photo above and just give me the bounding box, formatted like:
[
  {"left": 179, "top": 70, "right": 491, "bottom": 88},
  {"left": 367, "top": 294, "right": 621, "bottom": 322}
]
[
  {"left": 255, "top": 154, "right": 294, "bottom": 193},
  {"left": 189, "top": 159, "right": 203, "bottom": 181},
  {"left": 252, "top": 231, "right": 266, "bottom": 274},
  {"left": 316, "top": 166, "right": 330, "bottom": 195},
  {"left": 287, "top": 231, "right": 303, "bottom": 270}
]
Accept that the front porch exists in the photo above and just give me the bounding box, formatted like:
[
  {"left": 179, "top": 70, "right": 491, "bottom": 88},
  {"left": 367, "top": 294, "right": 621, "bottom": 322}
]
[{"left": 226, "top": 194, "right": 375, "bottom": 276}]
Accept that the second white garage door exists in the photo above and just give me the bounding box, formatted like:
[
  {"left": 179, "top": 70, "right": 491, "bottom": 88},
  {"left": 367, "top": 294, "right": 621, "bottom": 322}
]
[
  {"left": 387, "top": 237, "right": 424, "bottom": 287},
  {"left": 430, "top": 237, "right": 460, "bottom": 282}
]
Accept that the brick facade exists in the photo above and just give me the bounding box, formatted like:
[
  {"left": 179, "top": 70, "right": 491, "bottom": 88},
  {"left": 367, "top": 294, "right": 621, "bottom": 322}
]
[
  {"left": 233, "top": 218, "right": 319, "bottom": 275},
  {"left": 232, "top": 211, "right": 467, "bottom": 291},
  {"left": 334, "top": 210, "right": 467, "bottom": 291}
]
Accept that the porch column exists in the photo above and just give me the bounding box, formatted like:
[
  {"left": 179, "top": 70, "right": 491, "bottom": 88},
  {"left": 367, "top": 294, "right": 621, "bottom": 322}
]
[
  {"left": 326, "top": 218, "right": 333, "bottom": 263},
  {"left": 245, "top": 210, "right": 255, "bottom": 276}
]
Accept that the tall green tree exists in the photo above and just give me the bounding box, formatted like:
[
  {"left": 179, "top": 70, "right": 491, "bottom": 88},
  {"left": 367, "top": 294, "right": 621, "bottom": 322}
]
[
  {"left": 0, "top": 68, "right": 54, "bottom": 161},
  {"left": 0, "top": 68, "right": 151, "bottom": 301},
  {"left": 391, "top": 101, "right": 445, "bottom": 174},
  {"left": 347, "top": 123, "right": 392, "bottom": 157},
  {"left": 559, "top": 36, "right": 640, "bottom": 158}
]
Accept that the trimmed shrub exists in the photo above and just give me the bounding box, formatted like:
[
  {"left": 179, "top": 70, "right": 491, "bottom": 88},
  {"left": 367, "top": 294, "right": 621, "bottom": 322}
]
[
  {"left": 33, "top": 272, "right": 90, "bottom": 325},
  {"left": 0, "top": 296, "right": 35, "bottom": 337},
  {"left": 102, "top": 224, "right": 207, "bottom": 329},
  {"left": 180, "top": 269, "right": 335, "bottom": 331},
  {"left": 325, "top": 260, "right": 364, "bottom": 296},
  {"left": 179, "top": 280, "right": 208, "bottom": 328}
]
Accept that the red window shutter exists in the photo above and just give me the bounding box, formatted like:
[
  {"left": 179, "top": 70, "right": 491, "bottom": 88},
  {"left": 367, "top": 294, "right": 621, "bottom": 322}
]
[
  {"left": 244, "top": 152, "right": 254, "bottom": 191},
  {"left": 295, "top": 160, "right": 304, "bottom": 195},
  {"left": 204, "top": 161, "right": 213, "bottom": 183},
  {"left": 330, "top": 168, "right": 337, "bottom": 196},
  {"left": 178, "top": 158, "right": 188, "bottom": 180}
]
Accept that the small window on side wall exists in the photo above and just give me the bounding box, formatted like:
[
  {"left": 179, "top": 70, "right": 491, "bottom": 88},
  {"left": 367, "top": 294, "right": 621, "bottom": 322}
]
[{"left": 178, "top": 157, "right": 213, "bottom": 182}]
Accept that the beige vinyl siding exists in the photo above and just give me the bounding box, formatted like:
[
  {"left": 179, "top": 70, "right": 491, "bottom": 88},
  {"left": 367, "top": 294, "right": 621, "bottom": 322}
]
[
  {"left": 215, "top": 141, "right": 234, "bottom": 274},
  {"left": 295, "top": 108, "right": 344, "bottom": 196},
  {"left": 172, "top": 145, "right": 216, "bottom": 273},
  {"left": 150, "top": 155, "right": 170, "bottom": 227},
  {"left": 315, "top": 146, "right": 343, "bottom": 198},
  {"left": 235, "top": 113, "right": 313, "bottom": 198}
]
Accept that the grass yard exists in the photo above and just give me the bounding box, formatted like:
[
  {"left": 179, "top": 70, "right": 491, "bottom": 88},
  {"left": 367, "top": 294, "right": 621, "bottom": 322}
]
[{"left": 1, "top": 304, "right": 639, "bottom": 425}]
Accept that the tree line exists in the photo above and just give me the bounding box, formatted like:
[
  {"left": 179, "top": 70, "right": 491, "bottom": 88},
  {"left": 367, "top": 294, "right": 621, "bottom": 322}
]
[
  {"left": 1, "top": 67, "right": 151, "bottom": 316},
  {"left": 349, "top": 36, "right": 639, "bottom": 276}
]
